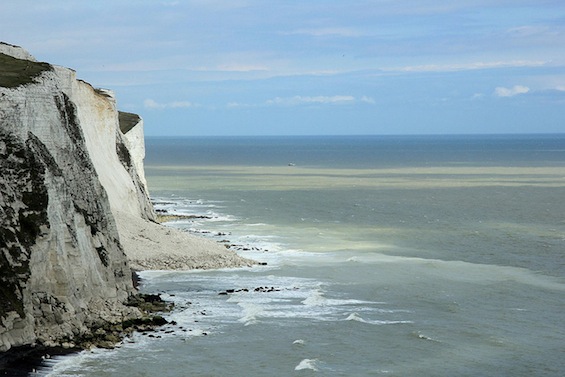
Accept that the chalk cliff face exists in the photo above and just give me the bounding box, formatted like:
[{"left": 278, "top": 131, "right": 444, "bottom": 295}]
[{"left": 0, "top": 43, "right": 151, "bottom": 352}]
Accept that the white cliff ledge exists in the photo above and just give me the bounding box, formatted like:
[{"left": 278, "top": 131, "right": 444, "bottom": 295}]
[{"left": 0, "top": 42, "right": 254, "bottom": 356}]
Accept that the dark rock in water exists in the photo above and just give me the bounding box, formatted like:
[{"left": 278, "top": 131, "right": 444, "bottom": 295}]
[
  {"left": 218, "top": 286, "right": 294, "bottom": 296},
  {"left": 126, "top": 293, "right": 174, "bottom": 313},
  {"left": 68, "top": 309, "right": 171, "bottom": 347},
  {"left": 121, "top": 315, "right": 168, "bottom": 328}
]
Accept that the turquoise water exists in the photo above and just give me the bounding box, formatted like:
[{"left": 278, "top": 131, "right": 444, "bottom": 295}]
[{"left": 47, "top": 135, "right": 565, "bottom": 376}]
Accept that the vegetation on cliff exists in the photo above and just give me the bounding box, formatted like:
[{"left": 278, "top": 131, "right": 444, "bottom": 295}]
[{"left": 0, "top": 53, "right": 51, "bottom": 88}]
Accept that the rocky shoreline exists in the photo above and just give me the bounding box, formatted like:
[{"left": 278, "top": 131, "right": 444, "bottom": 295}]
[{"left": 0, "top": 293, "right": 173, "bottom": 376}]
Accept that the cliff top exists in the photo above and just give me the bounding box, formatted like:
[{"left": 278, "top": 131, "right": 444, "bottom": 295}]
[
  {"left": 118, "top": 112, "right": 142, "bottom": 134},
  {"left": 0, "top": 53, "right": 52, "bottom": 88},
  {"left": 0, "top": 42, "right": 37, "bottom": 62}
]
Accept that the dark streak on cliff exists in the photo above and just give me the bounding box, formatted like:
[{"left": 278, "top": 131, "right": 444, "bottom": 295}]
[
  {"left": 0, "top": 131, "right": 49, "bottom": 319},
  {"left": 116, "top": 138, "right": 132, "bottom": 169}
]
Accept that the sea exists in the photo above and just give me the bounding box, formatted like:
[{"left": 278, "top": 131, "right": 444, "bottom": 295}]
[{"left": 43, "top": 134, "right": 565, "bottom": 376}]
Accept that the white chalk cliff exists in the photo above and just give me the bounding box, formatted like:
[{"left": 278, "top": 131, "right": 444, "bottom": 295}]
[
  {"left": 0, "top": 42, "right": 152, "bottom": 352},
  {"left": 0, "top": 42, "right": 255, "bottom": 357}
]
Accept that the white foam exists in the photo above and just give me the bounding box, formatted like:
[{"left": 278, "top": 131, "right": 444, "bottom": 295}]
[
  {"left": 302, "top": 289, "right": 386, "bottom": 308},
  {"left": 293, "top": 339, "right": 305, "bottom": 345},
  {"left": 156, "top": 195, "right": 330, "bottom": 265},
  {"left": 45, "top": 344, "right": 131, "bottom": 376},
  {"left": 204, "top": 213, "right": 238, "bottom": 222},
  {"left": 142, "top": 270, "right": 411, "bottom": 329},
  {"left": 414, "top": 331, "right": 440, "bottom": 342},
  {"left": 345, "top": 312, "right": 413, "bottom": 325},
  {"left": 238, "top": 302, "right": 264, "bottom": 326},
  {"left": 295, "top": 358, "right": 319, "bottom": 371},
  {"left": 154, "top": 196, "right": 235, "bottom": 223},
  {"left": 301, "top": 289, "right": 327, "bottom": 306}
]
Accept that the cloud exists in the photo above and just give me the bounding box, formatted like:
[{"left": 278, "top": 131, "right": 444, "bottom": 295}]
[
  {"left": 265, "top": 95, "right": 374, "bottom": 106},
  {"left": 227, "top": 101, "right": 255, "bottom": 109},
  {"left": 494, "top": 85, "right": 530, "bottom": 97},
  {"left": 267, "top": 95, "right": 354, "bottom": 105},
  {"left": 284, "top": 27, "right": 367, "bottom": 37},
  {"left": 360, "top": 96, "right": 376, "bottom": 104},
  {"left": 506, "top": 26, "right": 552, "bottom": 38},
  {"left": 144, "top": 99, "right": 198, "bottom": 109},
  {"left": 393, "top": 60, "right": 547, "bottom": 73},
  {"left": 216, "top": 63, "right": 269, "bottom": 72},
  {"left": 226, "top": 95, "right": 376, "bottom": 109}
]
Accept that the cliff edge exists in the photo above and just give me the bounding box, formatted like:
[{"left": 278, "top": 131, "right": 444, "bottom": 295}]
[
  {"left": 0, "top": 42, "right": 255, "bottom": 362},
  {"left": 0, "top": 42, "right": 146, "bottom": 356}
]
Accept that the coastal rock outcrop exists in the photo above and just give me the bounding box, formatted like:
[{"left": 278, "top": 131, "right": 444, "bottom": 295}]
[{"left": 0, "top": 42, "right": 148, "bottom": 354}]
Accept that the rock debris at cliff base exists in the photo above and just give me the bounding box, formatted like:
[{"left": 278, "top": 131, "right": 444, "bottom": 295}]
[{"left": 116, "top": 212, "right": 256, "bottom": 270}]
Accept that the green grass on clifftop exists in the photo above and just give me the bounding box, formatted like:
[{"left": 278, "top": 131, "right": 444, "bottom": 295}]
[
  {"left": 0, "top": 53, "right": 52, "bottom": 88},
  {"left": 118, "top": 111, "right": 141, "bottom": 134}
]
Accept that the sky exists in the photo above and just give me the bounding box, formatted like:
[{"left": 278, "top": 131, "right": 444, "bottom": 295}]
[{"left": 1, "top": 0, "right": 564, "bottom": 136}]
